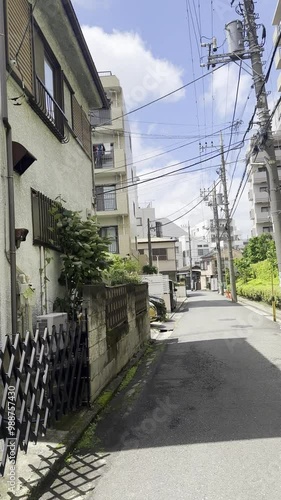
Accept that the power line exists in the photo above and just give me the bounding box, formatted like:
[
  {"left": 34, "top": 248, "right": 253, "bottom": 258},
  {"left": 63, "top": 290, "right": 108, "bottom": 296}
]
[
  {"left": 95, "top": 123, "right": 240, "bottom": 175},
  {"left": 96, "top": 141, "right": 246, "bottom": 196},
  {"left": 91, "top": 63, "right": 228, "bottom": 126},
  {"left": 160, "top": 180, "right": 220, "bottom": 226}
]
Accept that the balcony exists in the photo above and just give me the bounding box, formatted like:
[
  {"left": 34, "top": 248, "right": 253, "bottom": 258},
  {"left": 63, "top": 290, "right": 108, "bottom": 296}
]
[
  {"left": 94, "top": 146, "right": 114, "bottom": 169},
  {"left": 96, "top": 191, "right": 128, "bottom": 216},
  {"left": 253, "top": 191, "right": 269, "bottom": 203},
  {"left": 248, "top": 190, "right": 253, "bottom": 201},
  {"left": 94, "top": 148, "right": 126, "bottom": 175},
  {"left": 256, "top": 214, "right": 271, "bottom": 224},
  {"left": 30, "top": 76, "right": 68, "bottom": 143},
  {"left": 250, "top": 209, "right": 255, "bottom": 220},
  {"left": 252, "top": 170, "right": 267, "bottom": 183}
]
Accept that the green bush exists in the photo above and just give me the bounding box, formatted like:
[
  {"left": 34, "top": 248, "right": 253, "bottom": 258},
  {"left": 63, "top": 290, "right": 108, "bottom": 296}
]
[{"left": 236, "top": 259, "right": 280, "bottom": 307}]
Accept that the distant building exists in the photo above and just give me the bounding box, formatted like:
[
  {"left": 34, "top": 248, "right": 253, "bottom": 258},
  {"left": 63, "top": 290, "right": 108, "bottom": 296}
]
[
  {"left": 138, "top": 237, "right": 178, "bottom": 281},
  {"left": 92, "top": 73, "right": 138, "bottom": 257}
]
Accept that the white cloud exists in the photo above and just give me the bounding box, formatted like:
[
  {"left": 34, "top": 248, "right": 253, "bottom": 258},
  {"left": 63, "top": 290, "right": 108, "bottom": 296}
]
[
  {"left": 82, "top": 26, "right": 185, "bottom": 109},
  {"left": 205, "top": 64, "right": 252, "bottom": 120}
]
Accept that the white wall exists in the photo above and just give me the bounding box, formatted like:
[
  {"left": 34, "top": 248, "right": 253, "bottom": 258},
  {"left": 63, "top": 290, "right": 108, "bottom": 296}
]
[{"left": 7, "top": 76, "right": 94, "bottom": 324}]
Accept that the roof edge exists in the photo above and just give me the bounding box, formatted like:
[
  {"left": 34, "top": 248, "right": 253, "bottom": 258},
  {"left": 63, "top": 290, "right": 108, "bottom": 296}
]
[{"left": 62, "top": 0, "right": 110, "bottom": 109}]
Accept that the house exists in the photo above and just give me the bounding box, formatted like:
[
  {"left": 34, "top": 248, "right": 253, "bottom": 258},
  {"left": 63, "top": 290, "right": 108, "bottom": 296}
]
[
  {"left": 200, "top": 248, "right": 242, "bottom": 290},
  {"left": 92, "top": 73, "right": 139, "bottom": 258},
  {"left": 0, "top": 0, "right": 109, "bottom": 340},
  {"left": 138, "top": 237, "right": 178, "bottom": 281}
]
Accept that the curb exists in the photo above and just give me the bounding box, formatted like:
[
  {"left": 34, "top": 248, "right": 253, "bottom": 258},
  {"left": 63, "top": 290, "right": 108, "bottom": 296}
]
[{"left": 28, "top": 342, "right": 149, "bottom": 499}]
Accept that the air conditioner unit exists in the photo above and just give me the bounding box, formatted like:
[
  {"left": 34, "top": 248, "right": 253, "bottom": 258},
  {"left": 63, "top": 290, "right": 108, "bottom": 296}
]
[{"left": 36, "top": 313, "right": 68, "bottom": 353}]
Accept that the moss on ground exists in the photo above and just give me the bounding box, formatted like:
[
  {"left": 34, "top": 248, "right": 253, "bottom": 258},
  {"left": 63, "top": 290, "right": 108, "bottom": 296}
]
[
  {"left": 97, "top": 390, "right": 113, "bottom": 408},
  {"left": 76, "top": 422, "right": 98, "bottom": 449},
  {"left": 119, "top": 366, "right": 138, "bottom": 391}
]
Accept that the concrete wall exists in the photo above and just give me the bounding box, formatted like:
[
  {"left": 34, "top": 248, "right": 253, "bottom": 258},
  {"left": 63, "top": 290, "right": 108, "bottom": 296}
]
[{"left": 83, "top": 284, "right": 150, "bottom": 402}]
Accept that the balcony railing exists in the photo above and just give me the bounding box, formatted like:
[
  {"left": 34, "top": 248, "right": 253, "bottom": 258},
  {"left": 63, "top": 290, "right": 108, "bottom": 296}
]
[
  {"left": 30, "top": 76, "right": 68, "bottom": 143},
  {"left": 94, "top": 148, "right": 114, "bottom": 169},
  {"left": 96, "top": 192, "right": 117, "bottom": 211}
]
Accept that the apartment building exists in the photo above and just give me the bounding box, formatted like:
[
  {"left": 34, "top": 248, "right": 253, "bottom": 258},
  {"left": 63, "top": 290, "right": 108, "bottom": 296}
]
[
  {"left": 246, "top": 2, "right": 281, "bottom": 236},
  {"left": 0, "top": 0, "right": 109, "bottom": 338},
  {"left": 248, "top": 132, "right": 281, "bottom": 236},
  {"left": 92, "top": 73, "right": 138, "bottom": 257}
]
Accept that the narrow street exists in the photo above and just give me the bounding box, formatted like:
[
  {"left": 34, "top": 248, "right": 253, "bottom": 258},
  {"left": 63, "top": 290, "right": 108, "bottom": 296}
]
[{"left": 38, "top": 292, "right": 281, "bottom": 500}]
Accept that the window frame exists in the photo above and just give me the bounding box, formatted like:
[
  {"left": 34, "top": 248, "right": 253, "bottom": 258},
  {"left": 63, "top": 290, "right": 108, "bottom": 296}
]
[
  {"left": 96, "top": 185, "right": 117, "bottom": 212},
  {"left": 100, "top": 226, "right": 119, "bottom": 253}
]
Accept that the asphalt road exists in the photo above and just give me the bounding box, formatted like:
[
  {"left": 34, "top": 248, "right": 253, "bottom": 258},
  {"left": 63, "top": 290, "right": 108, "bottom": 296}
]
[{"left": 39, "top": 292, "right": 281, "bottom": 500}]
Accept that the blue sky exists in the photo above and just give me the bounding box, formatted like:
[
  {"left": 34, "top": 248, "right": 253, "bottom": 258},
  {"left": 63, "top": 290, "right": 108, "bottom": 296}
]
[{"left": 73, "top": 0, "right": 277, "bottom": 238}]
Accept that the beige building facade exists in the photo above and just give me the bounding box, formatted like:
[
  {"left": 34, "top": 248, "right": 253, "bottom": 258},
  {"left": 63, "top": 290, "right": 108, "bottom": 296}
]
[
  {"left": 138, "top": 238, "right": 178, "bottom": 281},
  {"left": 92, "top": 73, "right": 139, "bottom": 258}
]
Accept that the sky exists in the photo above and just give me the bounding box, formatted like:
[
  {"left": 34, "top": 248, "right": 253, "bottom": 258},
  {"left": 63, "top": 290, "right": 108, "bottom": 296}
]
[{"left": 72, "top": 0, "right": 277, "bottom": 239}]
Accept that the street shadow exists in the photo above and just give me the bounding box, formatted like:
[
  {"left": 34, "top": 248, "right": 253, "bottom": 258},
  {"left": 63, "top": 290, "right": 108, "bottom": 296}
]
[
  {"left": 91, "top": 335, "right": 281, "bottom": 453},
  {"left": 12, "top": 446, "right": 109, "bottom": 500},
  {"left": 187, "top": 299, "right": 240, "bottom": 308}
]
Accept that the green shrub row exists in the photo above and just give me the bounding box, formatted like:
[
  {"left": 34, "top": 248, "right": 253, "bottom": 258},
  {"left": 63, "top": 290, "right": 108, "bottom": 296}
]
[{"left": 236, "top": 280, "right": 281, "bottom": 308}]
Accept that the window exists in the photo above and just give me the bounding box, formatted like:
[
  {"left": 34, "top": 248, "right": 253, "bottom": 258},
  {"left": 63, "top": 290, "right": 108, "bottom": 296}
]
[
  {"left": 176, "top": 246, "right": 179, "bottom": 254},
  {"left": 137, "top": 217, "right": 143, "bottom": 226},
  {"left": 263, "top": 226, "right": 273, "bottom": 233},
  {"left": 139, "top": 249, "right": 145, "bottom": 255},
  {"left": 131, "top": 169, "right": 134, "bottom": 182},
  {"left": 31, "top": 189, "right": 61, "bottom": 250},
  {"left": 96, "top": 186, "right": 116, "bottom": 211},
  {"left": 152, "top": 248, "right": 167, "bottom": 261},
  {"left": 258, "top": 166, "right": 266, "bottom": 172},
  {"left": 261, "top": 206, "right": 270, "bottom": 213},
  {"left": 32, "top": 25, "right": 66, "bottom": 141},
  {"left": 100, "top": 226, "right": 119, "bottom": 253},
  {"left": 198, "top": 249, "right": 204, "bottom": 256},
  {"left": 135, "top": 237, "right": 138, "bottom": 250},
  {"left": 63, "top": 80, "right": 73, "bottom": 128},
  {"left": 260, "top": 186, "right": 268, "bottom": 192},
  {"left": 133, "top": 202, "right": 136, "bottom": 216}
]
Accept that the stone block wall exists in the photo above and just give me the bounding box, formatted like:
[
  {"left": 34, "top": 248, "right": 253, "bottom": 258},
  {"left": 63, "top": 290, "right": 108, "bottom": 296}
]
[{"left": 83, "top": 284, "right": 150, "bottom": 402}]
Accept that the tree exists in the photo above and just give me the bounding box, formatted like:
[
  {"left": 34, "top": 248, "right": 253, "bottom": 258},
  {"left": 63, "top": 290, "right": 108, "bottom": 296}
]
[
  {"left": 242, "top": 233, "right": 274, "bottom": 264},
  {"left": 142, "top": 264, "right": 158, "bottom": 274},
  {"left": 51, "top": 203, "right": 110, "bottom": 316}
]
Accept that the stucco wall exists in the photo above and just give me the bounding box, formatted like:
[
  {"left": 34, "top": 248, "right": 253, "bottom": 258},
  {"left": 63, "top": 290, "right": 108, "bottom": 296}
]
[
  {"left": 83, "top": 284, "right": 150, "bottom": 402},
  {"left": 7, "top": 77, "right": 93, "bottom": 322}
]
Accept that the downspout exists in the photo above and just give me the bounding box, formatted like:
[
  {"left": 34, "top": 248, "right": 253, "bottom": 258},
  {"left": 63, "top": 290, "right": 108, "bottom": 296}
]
[{"left": 0, "top": 0, "right": 17, "bottom": 336}]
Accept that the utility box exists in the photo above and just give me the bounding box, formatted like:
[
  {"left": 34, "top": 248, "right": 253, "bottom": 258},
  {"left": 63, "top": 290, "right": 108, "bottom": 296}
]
[{"left": 225, "top": 20, "right": 244, "bottom": 56}]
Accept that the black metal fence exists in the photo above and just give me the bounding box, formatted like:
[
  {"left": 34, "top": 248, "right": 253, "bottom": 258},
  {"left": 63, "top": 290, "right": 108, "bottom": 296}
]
[{"left": 0, "top": 323, "right": 89, "bottom": 476}]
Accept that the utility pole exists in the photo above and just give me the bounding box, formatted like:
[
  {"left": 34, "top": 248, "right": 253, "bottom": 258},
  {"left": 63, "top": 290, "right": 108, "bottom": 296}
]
[
  {"left": 201, "top": 1, "right": 281, "bottom": 290},
  {"left": 212, "top": 183, "right": 224, "bottom": 296},
  {"left": 188, "top": 222, "right": 193, "bottom": 291},
  {"left": 242, "top": 0, "right": 281, "bottom": 287},
  {"left": 220, "top": 134, "right": 237, "bottom": 302},
  {"left": 147, "top": 218, "right": 153, "bottom": 267}
]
